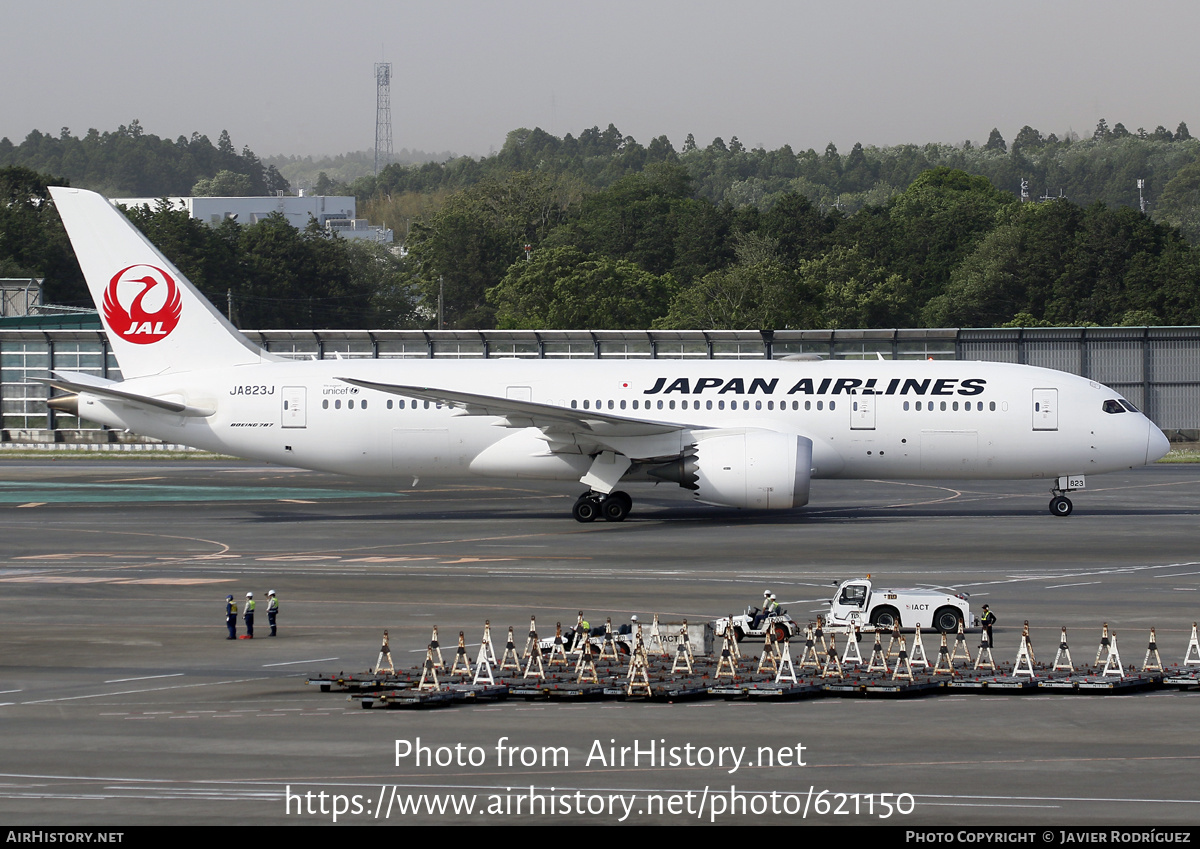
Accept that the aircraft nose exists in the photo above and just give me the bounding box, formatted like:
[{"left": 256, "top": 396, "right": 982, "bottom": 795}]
[{"left": 1146, "top": 422, "right": 1170, "bottom": 464}]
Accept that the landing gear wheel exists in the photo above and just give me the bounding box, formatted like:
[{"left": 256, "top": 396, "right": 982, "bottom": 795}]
[
  {"left": 1049, "top": 495, "right": 1073, "bottom": 517},
  {"left": 573, "top": 495, "right": 600, "bottom": 523},
  {"left": 601, "top": 492, "right": 631, "bottom": 522}
]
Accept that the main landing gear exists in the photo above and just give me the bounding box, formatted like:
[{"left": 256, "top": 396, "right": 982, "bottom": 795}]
[{"left": 573, "top": 490, "right": 632, "bottom": 523}]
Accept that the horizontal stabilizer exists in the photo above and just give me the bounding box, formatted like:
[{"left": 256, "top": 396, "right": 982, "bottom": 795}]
[{"left": 34, "top": 376, "right": 213, "bottom": 417}]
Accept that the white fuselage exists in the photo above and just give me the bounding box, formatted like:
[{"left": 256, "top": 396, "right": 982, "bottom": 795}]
[{"left": 76, "top": 357, "right": 1163, "bottom": 487}]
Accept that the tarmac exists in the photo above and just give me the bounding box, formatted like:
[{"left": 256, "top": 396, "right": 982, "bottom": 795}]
[{"left": 1, "top": 459, "right": 1198, "bottom": 826}]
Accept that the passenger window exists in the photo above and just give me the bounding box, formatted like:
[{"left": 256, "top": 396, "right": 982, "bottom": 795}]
[
  {"left": 361, "top": 400, "right": 367, "bottom": 410},
  {"left": 322, "top": 399, "right": 329, "bottom": 409},
  {"left": 903, "top": 401, "right": 909, "bottom": 411},
  {"left": 755, "top": 400, "right": 762, "bottom": 410},
  {"left": 620, "top": 400, "right": 626, "bottom": 409},
  {"left": 940, "top": 401, "right": 947, "bottom": 411},
  {"left": 706, "top": 400, "right": 713, "bottom": 410},
  {"left": 718, "top": 400, "right": 725, "bottom": 410},
  {"left": 817, "top": 400, "right": 823, "bottom": 411},
  {"left": 669, "top": 400, "right": 676, "bottom": 410},
  {"left": 657, "top": 400, "right": 663, "bottom": 410},
  {"left": 952, "top": 401, "right": 958, "bottom": 411},
  {"left": 805, "top": 401, "right": 812, "bottom": 411},
  {"left": 989, "top": 401, "right": 996, "bottom": 411},
  {"left": 830, "top": 401, "right": 836, "bottom": 411},
  {"left": 335, "top": 399, "right": 341, "bottom": 409},
  {"left": 348, "top": 399, "right": 354, "bottom": 409}
]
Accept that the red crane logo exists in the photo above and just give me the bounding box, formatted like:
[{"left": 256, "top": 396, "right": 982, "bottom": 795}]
[{"left": 103, "top": 265, "right": 183, "bottom": 345}]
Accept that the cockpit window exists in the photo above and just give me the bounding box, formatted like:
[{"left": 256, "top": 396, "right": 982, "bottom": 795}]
[
  {"left": 1119, "top": 400, "right": 1140, "bottom": 413},
  {"left": 1103, "top": 400, "right": 1125, "bottom": 414}
]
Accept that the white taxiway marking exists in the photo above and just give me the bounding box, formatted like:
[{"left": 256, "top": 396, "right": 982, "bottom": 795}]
[
  {"left": 104, "top": 673, "right": 184, "bottom": 683},
  {"left": 262, "top": 657, "right": 338, "bottom": 667},
  {"left": 19, "top": 677, "right": 269, "bottom": 705},
  {"left": 1044, "top": 581, "right": 1102, "bottom": 589}
]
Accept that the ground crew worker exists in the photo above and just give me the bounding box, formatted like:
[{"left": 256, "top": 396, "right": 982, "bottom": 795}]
[
  {"left": 225, "top": 595, "right": 237, "bottom": 640},
  {"left": 981, "top": 604, "right": 997, "bottom": 646},
  {"left": 266, "top": 590, "right": 278, "bottom": 636},
  {"left": 752, "top": 590, "right": 773, "bottom": 629},
  {"left": 242, "top": 592, "right": 255, "bottom": 639}
]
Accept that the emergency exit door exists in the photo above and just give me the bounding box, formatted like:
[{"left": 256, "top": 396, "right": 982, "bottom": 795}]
[
  {"left": 850, "top": 395, "right": 876, "bottom": 430},
  {"left": 281, "top": 386, "right": 307, "bottom": 428},
  {"left": 1032, "top": 388, "right": 1057, "bottom": 431}
]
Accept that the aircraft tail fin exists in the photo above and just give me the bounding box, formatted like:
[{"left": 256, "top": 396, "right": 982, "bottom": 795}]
[{"left": 49, "top": 187, "right": 280, "bottom": 379}]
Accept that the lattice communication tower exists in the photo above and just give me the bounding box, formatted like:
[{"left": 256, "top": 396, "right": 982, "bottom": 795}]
[{"left": 374, "top": 62, "right": 393, "bottom": 175}]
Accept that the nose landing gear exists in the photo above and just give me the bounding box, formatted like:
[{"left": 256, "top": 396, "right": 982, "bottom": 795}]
[
  {"left": 1048, "top": 475, "right": 1085, "bottom": 517},
  {"left": 1049, "top": 494, "right": 1073, "bottom": 516},
  {"left": 573, "top": 490, "right": 632, "bottom": 523}
]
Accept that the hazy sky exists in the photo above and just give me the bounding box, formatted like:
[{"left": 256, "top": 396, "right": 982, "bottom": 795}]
[{"left": 5, "top": 1, "right": 1197, "bottom": 158}]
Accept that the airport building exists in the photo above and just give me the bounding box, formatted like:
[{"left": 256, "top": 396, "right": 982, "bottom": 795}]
[{"left": 110, "top": 194, "right": 394, "bottom": 243}]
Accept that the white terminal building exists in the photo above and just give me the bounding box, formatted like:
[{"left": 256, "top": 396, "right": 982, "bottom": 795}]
[{"left": 110, "top": 193, "right": 394, "bottom": 243}]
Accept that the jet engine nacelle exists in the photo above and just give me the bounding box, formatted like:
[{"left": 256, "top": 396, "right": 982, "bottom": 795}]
[{"left": 689, "top": 429, "right": 813, "bottom": 510}]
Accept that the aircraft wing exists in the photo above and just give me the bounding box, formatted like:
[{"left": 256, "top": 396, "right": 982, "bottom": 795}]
[{"left": 336, "top": 377, "right": 685, "bottom": 438}]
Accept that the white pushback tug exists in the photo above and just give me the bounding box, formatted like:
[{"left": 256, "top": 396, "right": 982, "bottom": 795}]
[{"left": 826, "top": 577, "right": 974, "bottom": 633}]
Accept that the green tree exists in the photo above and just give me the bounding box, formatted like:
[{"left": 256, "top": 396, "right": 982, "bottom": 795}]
[
  {"left": 801, "top": 246, "right": 917, "bottom": 328},
  {"left": 1155, "top": 159, "right": 1200, "bottom": 243},
  {"left": 656, "top": 262, "right": 817, "bottom": 330},
  {"left": 882, "top": 167, "right": 1014, "bottom": 301},
  {"left": 0, "top": 166, "right": 84, "bottom": 304},
  {"left": 488, "top": 245, "right": 677, "bottom": 329},
  {"left": 192, "top": 169, "right": 254, "bottom": 196}
]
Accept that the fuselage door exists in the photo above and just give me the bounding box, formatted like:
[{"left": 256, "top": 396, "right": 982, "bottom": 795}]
[
  {"left": 850, "top": 395, "right": 876, "bottom": 430},
  {"left": 281, "top": 386, "right": 307, "bottom": 428},
  {"left": 1032, "top": 388, "right": 1058, "bottom": 431}
]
